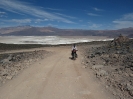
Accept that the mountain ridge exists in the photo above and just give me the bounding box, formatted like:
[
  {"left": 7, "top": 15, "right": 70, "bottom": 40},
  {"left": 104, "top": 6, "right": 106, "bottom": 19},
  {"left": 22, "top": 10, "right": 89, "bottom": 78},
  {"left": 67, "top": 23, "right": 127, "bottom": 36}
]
[{"left": 0, "top": 26, "right": 133, "bottom": 37}]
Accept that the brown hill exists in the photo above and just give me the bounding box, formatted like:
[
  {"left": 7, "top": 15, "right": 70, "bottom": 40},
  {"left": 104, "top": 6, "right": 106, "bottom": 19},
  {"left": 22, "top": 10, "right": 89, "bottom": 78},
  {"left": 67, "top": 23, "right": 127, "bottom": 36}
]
[{"left": 0, "top": 26, "right": 133, "bottom": 37}]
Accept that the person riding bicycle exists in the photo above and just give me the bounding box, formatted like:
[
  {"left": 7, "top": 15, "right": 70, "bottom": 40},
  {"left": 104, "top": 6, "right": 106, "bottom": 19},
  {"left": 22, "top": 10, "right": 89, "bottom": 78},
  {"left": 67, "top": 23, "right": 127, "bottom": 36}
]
[{"left": 71, "top": 44, "right": 78, "bottom": 58}]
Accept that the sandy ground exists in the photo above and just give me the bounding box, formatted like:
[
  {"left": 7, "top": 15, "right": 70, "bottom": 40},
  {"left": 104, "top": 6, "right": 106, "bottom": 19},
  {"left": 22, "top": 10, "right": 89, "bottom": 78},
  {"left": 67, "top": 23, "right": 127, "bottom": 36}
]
[{"left": 0, "top": 46, "right": 114, "bottom": 99}]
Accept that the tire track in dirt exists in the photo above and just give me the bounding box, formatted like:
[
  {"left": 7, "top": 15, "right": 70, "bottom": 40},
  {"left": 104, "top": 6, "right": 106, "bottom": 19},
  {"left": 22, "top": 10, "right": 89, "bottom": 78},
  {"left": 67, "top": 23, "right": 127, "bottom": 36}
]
[{"left": 36, "top": 52, "right": 65, "bottom": 99}]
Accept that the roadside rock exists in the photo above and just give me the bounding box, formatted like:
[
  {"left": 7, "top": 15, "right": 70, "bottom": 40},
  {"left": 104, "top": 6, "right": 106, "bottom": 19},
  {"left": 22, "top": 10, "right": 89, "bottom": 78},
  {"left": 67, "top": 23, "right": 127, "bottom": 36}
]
[
  {"left": 0, "top": 59, "right": 10, "bottom": 64},
  {"left": 129, "top": 90, "right": 133, "bottom": 97},
  {"left": 82, "top": 35, "right": 133, "bottom": 99},
  {"left": 126, "top": 83, "right": 133, "bottom": 91},
  {"left": 6, "top": 76, "right": 13, "bottom": 80},
  {"left": 129, "top": 74, "right": 133, "bottom": 77},
  {"left": 0, "top": 50, "right": 50, "bottom": 86},
  {"left": 92, "top": 65, "right": 104, "bottom": 70},
  {"left": 96, "top": 70, "right": 108, "bottom": 77},
  {"left": 0, "top": 69, "right": 8, "bottom": 76}
]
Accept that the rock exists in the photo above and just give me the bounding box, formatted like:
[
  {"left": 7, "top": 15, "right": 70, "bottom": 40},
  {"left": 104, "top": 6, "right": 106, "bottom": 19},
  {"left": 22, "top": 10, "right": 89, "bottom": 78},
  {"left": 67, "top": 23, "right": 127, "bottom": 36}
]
[
  {"left": 96, "top": 70, "right": 108, "bottom": 77},
  {"left": 11, "top": 70, "right": 18, "bottom": 76},
  {"left": 12, "top": 56, "right": 16, "bottom": 61},
  {"left": 129, "top": 74, "right": 133, "bottom": 77},
  {"left": 82, "top": 35, "right": 133, "bottom": 98},
  {"left": 95, "top": 51, "right": 102, "bottom": 56},
  {"left": 81, "top": 61, "right": 85, "bottom": 65},
  {"left": 82, "top": 66, "right": 87, "bottom": 68},
  {"left": 6, "top": 76, "right": 13, "bottom": 80},
  {"left": 0, "top": 69, "right": 8, "bottom": 76},
  {"left": 0, "top": 59, "right": 10, "bottom": 64},
  {"left": 7, "top": 54, "right": 13, "bottom": 61},
  {"left": 90, "top": 54, "right": 95, "bottom": 58},
  {"left": 130, "top": 67, "right": 133, "bottom": 71},
  {"left": 129, "top": 90, "right": 133, "bottom": 96},
  {"left": 103, "top": 58, "right": 110, "bottom": 63},
  {"left": 29, "top": 59, "right": 33, "bottom": 62},
  {"left": 103, "top": 61, "right": 106, "bottom": 64},
  {"left": 126, "top": 83, "right": 133, "bottom": 91},
  {"left": 125, "top": 73, "right": 129, "bottom": 77},
  {"left": 116, "top": 51, "right": 120, "bottom": 54},
  {"left": 106, "top": 85, "right": 109, "bottom": 89},
  {"left": 92, "top": 65, "right": 104, "bottom": 70},
  {"left": 0, "top": 50, "right": 47, "bottom": 87},
  {"left": 16, "top": 55, "right": 21, "bottom": 59},
  {"left": 113, "top": 92, "right": 117, "bottom": 96}
]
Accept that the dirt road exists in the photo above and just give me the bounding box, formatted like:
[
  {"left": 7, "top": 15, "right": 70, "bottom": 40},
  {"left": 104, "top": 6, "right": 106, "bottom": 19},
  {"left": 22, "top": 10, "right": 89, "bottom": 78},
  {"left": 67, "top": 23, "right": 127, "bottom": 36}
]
[{"left": 0, "top": 46, "right": 114, "bottom": 99}]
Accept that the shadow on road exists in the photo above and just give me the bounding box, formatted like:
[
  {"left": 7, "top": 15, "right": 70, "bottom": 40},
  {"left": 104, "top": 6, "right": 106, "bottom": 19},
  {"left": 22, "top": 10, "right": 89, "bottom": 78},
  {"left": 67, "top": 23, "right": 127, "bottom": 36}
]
[{"left": 69, "top": 57, "right": 76, "bottom": 60}]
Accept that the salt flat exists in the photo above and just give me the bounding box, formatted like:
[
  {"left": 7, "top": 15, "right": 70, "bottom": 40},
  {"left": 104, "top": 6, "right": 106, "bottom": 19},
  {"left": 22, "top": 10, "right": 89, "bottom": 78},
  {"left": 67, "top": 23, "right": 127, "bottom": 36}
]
[{"left": 0, "top": 36, "right": 113, "bottom": 45}]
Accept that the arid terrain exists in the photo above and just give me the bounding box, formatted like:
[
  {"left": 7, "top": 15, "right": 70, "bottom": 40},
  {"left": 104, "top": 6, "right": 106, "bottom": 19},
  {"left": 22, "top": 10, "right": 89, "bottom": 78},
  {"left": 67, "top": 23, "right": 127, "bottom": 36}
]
[
  {"left": 0, "top": 36, "right": 133, "bottom": 99},
  {"left": 81, "top": 35, "right": 133, "bottom": 99},
  {"left": 0, "top": 43, "right": 115, "bottom": 99}
]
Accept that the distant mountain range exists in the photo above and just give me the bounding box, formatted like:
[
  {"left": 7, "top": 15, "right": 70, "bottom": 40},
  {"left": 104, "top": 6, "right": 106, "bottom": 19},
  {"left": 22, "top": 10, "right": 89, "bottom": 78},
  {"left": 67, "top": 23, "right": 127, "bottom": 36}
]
[{"left": 0, "top": 26, "right": 133, "bottom": 37}]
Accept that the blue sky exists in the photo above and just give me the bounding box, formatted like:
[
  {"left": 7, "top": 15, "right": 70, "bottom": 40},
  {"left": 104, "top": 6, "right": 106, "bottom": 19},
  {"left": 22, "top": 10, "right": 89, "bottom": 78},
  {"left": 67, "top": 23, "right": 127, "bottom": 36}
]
[{"left": 0, "top": 0, "right": 133, "bottom": 30}]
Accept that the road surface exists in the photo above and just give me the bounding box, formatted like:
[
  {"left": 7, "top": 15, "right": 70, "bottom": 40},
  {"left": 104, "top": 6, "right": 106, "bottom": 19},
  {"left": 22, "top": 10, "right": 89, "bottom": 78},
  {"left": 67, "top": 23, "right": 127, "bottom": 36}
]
[{"left": 0, "top": 46, "right": 114, "bottom": 99}]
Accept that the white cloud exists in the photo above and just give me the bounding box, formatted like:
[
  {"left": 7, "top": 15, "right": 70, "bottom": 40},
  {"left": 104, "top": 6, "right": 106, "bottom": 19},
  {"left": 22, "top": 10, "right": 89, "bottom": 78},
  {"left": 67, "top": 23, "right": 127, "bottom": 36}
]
[
  {"left": 113, "top": 13, "right": 133, "bottom": 29},
  {"left": 0, "top": 11, "right": 6, "bottom": 14},
  {"left": 122, "top": 13, "right": 133, "bottom": 20},
  {"left": 0, "top": 11, "right": 7, "bottom": 17},
  {"left": 35, "top": 19, "right": 49, "bottom": 23},
  {"left": 44, "top": 8, "right": 63, "bottom": 11},
  {"left": 92, "top": 7, "right": 103, "bottom": 11},
  {"left": 113, "top": 20, "right": 133, "bottom": 29},
  {"left": 54, "top": 12, "right": 77, "bottom": 19},
  {"left": 47, "top": 23, "right": 58, "bottom": 27},
  {"left": 88, "top": 23, "right": 102, "bottom": 29},
  {"left": 0, "top": 18, "right": 32, "bottom": 27},
  {"left": 3, "top": 18, "right": 48, "bottom": 24},
  {"left": 88, "top": 13, "right": 101, "bottom": 16},
  {"left": 7, "top": 19, "right": 31, "bottom": 24},
  {"left": 44, "top": 19, "right": 49, "bottom": 21},
  {"left": 13, "top": 19, "right": 31, "bottom": 24},
  {"left": 0, "top": 0, "right": 74, "bottom": 23}
]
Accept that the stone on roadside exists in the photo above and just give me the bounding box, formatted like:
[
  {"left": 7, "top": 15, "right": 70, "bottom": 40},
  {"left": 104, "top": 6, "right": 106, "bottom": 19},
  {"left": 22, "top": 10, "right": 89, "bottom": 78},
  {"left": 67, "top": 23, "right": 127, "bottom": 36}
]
[
  {"left": 7, "top": 54, "right": 13, "bottom": 61},
  {"left": 82, "top": 65, "right": 87, "bottom": 68},
  {"left": 6, "top": 76, "right": 13, "bottom": 80},
  {"left": 96, "top": 70, "right": 108, "bottom": 77},
  {"left": 92, "top": 65, "right": 104, "bottom": 70},
  {"left": 129, "top": 74, "right": 133, "bottom": 77},
  {"left": 129, "top": 90, "right": 133, "bottom": 97},
  {"left": 0, "top": 59, "right": 10, "bottom": 64},
  {"left": 0, "top": 69, "right": 8, "bottom": 76},
  {"left": 126, "top": 83, "right": 133, "bottom": 91}
]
